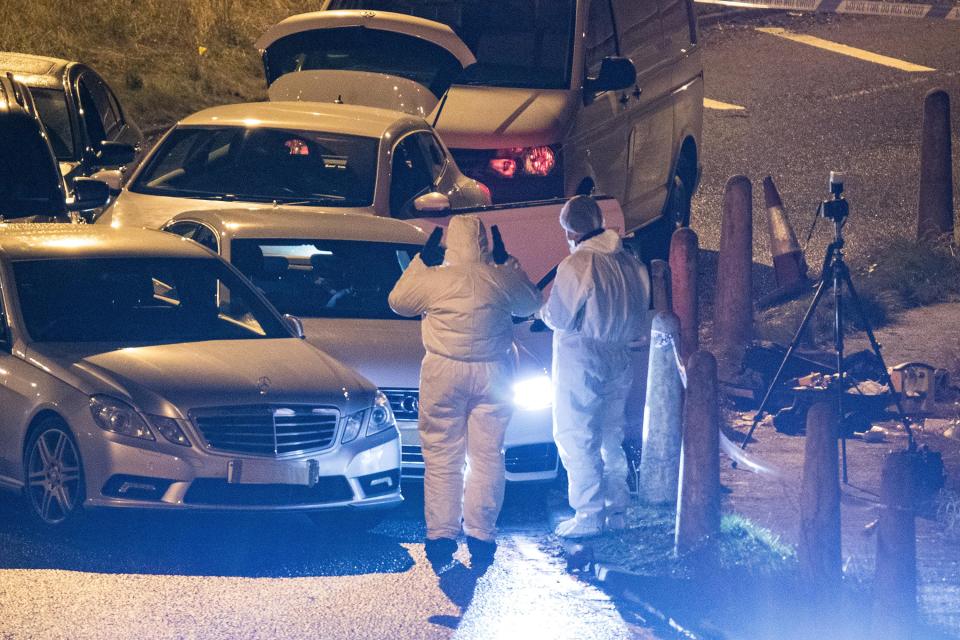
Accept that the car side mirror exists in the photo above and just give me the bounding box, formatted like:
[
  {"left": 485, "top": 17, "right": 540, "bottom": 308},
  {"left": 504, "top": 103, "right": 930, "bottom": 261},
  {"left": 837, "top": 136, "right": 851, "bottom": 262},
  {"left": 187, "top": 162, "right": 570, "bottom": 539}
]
[
  {"left": 69, "top": 178, "right": 110, "bottom": 211},
  {"left": 90, "top": 168, "right": 124, "bottom": 192},
  {"left": 283, "top": 314, "right": 305, "bottom": 339},
  {"left": 413, "top": 192, "right": 452, "bottom": 216},
  {"left": 584, "top": 57, "right": 637, "bottom": 94},
  {"left": 95, "top": 141, "right": 136, "bottom": 168}
]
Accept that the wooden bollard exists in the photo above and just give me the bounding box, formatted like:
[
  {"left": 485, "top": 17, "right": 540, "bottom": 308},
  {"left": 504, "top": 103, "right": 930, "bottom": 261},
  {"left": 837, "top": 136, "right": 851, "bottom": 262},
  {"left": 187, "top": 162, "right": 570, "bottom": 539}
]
[
  {"left": 639, "top": 311, "right": 684, "bottom": 505},
  {"left": 872, "top": 451, "right": 919, "bottom": 639},
  {"left": 669, "top": 227, "right": 699, "bottom": 362},
  {"left": 917, "top": 89, "right": 955, "bottom": 241},
  {"left": 714, "top": 176, "right": 753, "bottom": 359},
  {"left": 799, "top": 401, "right": 841, "bottom": 606},
  {"left": 675, "top": 350, "right": 720, "bottom": 559},
  {"left": 650, "top": 259, "right": 672, "bottom": 312}
]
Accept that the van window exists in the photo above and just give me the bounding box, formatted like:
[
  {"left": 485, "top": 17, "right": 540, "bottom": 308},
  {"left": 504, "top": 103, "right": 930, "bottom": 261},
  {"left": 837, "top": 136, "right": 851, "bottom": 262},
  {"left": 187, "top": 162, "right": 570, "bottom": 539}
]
[
  {"left": 0, "top": 114, "right": 65, "bottom": 218},
  {"left": 612, "top": 0, "right": 665, "bottom": 72},
  {"left": 78, "top": 74, "right": 119, "bottom": 145},
  {"left": 586, "top": 0, "right": 619, "bottom": 78},
  {"left": 327, "top": 0, "right": 577, "bottom": 90}
]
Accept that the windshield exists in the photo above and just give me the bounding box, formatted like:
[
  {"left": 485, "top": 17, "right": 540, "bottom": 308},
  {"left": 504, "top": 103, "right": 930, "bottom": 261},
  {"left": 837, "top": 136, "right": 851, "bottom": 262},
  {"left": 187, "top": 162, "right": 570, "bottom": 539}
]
[
  {"left": 0, "top": 114, "right": 65, "bottom": 219},
  {"left": 131, "top": 126, "right": 379, "bottom": 207},
  {"left": 326, "top": 0, "right": 576, "bottom": 89},
  {"left": 264, "top": 27, "right": 463, "bottom": 97},
  {"left": 14, "top": 257, "right": 289, "bottom": 343},
  {"left": 231, "top": 238, "right": 420, "bottom": 320},
  {"left": 31, "top": 88, "right": 75, "bottom": 159}
]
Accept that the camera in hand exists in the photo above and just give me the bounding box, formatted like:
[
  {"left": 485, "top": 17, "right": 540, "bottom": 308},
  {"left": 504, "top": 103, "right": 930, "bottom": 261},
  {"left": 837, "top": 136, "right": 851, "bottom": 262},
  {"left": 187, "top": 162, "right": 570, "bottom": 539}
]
[{"left": 820, "top": 171, "right": 849, "bottom": 222}]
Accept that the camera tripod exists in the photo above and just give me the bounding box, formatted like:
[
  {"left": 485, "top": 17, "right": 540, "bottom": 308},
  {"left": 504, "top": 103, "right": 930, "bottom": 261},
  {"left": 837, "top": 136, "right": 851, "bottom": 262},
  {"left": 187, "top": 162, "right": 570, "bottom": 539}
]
[{"left": 742, "top": 192, "right": 915, "bottom": 483}]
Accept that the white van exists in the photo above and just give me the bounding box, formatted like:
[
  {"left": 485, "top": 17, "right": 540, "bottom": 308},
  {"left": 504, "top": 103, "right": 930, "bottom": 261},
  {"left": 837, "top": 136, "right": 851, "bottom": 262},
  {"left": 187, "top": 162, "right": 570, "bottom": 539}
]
[{"left": 255, "top": 0, "right": 703, "bottom": 246}]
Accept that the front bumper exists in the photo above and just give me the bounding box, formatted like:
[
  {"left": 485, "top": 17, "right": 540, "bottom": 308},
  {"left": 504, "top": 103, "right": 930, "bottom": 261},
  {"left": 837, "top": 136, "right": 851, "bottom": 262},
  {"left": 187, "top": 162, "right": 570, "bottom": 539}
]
[
  {"left": 397, "top": 406, "right": 559, "bottom": 483},
  {"left": 80, "top": 425, "right": 402, "bottom": 512}
]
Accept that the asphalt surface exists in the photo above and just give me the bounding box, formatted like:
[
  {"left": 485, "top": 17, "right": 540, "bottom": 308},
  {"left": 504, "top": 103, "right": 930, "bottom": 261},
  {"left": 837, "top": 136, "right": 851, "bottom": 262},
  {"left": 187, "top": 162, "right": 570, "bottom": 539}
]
[
  {"left": 2, "top": 12, "right": 960, "bottom": 640},
  {"left": 692, "top": 11, "right": 960, "bottom": 278},
  {"left": 0, "top": 485, "right": 638, "bottom": 640}
]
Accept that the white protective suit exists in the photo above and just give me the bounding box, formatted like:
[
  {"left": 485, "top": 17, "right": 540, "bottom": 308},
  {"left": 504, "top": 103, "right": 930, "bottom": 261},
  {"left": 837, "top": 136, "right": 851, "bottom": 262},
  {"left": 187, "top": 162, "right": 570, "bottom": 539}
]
[
  {"left": 388, "top": 215, "right": 541, "bottom": 542},
  {"left": 542, "top": 229, "right": 651, "bottom": 532}
]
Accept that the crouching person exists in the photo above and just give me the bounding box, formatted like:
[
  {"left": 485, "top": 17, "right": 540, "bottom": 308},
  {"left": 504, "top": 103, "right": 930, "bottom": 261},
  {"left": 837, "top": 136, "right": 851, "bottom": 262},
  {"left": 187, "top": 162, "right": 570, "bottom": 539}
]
[{"left": 389, "top": 215, "right": 541, "bottom": 568}]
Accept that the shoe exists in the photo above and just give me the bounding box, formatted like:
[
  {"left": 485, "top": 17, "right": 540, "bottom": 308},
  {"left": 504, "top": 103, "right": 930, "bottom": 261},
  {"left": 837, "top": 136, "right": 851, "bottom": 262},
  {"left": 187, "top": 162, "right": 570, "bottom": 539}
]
[
  {"left": 554, "top": 512, "right": 603, "bottom": 539},
  {"left": 425, "top": 537, "right": 458, "bottom": 567},
  {"left": 466, "top": 536, "right": 497, "bottom": 568},
  {"left": 605, "top": 511, "right": 627, "bottom": 531}
]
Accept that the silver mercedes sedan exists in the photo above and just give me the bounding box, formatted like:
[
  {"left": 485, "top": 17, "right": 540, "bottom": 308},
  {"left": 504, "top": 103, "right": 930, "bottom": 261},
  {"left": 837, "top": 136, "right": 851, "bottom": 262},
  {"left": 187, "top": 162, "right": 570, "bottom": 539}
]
[{"left": 0, "top": 225, "right": 401, "bottom": 526}]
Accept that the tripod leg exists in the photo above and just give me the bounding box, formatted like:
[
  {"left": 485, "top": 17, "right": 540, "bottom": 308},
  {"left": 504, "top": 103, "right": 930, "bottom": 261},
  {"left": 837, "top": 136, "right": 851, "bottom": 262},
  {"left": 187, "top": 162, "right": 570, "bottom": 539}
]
[
  {"left": 840, "top": 270, "right": 916, "bottom": 449},
  {"left": 834, "top": 257, "right": 849, "bottom": 484},
  {"left": 742, "top": 275, "right": 833, "bottom": 450}
]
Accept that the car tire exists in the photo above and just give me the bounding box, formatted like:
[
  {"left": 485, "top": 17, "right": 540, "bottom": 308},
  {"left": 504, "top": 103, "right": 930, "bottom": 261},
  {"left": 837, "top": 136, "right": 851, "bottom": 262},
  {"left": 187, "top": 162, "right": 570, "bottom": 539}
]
[
  {"left": 642, "top": 171, "right": 692, "bottom": 262},
  {"left": 308, "top": 509, "right": 387, "bottom": 532},
  {"left": 23, "top": 418, "right": 86, "bottom": 528}
]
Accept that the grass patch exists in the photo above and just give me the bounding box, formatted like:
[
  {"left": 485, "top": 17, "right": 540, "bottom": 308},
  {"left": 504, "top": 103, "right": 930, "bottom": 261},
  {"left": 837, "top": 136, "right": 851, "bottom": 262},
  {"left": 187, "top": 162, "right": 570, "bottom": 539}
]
[
  {"left": 0, "top": 0, "right": 328, "bottom": 134},
  {"left": 581, "top": 506, "right": 797, "bottom": 578},
  {"left": 757, "top": 235, "right": 960, "bottom": 345}
]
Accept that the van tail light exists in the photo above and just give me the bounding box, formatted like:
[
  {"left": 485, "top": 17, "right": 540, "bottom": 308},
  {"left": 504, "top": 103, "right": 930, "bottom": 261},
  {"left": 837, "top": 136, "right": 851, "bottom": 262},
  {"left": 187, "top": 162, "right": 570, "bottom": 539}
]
[
  {"left": 486, "top": 146, "right": 560, "bottom": 179},
  {"left": 523, "top": 146, "right": 557, "bottom": 177},
  {"left": 489, "top": 157, "right": 518, "bottom": 179}
]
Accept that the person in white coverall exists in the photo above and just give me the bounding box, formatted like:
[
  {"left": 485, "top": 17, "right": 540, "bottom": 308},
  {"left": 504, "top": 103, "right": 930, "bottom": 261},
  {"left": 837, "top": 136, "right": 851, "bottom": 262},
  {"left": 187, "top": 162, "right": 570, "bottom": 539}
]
[
  {"left": 542, "top": 195, "right": 651, "bottom": 538},
  {"left": 388, "top": 215, "right": 541, "bottom": 567}
]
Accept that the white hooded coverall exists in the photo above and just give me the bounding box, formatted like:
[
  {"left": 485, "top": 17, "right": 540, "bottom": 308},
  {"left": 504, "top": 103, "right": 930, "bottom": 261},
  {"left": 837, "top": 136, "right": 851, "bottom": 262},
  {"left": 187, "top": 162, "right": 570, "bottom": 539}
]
[
  {"left": 388, "top": 216, "right": 541, "bottom": 542},
  {"left": 542, "top": 230, "right": 651, "bottom": 521}
]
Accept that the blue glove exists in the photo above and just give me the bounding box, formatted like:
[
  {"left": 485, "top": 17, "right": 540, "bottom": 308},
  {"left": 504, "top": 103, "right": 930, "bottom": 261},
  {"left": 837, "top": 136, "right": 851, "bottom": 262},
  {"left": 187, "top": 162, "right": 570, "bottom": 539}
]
[
  {"left": 491, "top": 225, "right": 509, "bottom": 265},
  {"left": 421, "top": 227, "right": 444, "bottom": 267}
]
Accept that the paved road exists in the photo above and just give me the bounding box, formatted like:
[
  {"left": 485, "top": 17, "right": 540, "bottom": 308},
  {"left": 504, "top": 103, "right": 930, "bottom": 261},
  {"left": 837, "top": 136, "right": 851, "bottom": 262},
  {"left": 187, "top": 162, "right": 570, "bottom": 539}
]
[
  {"left": 693, "top": 12, "right": 960, "bottom": 276},
  {"left": 0, "top": 486, "right": 641, "bottom": 640}
]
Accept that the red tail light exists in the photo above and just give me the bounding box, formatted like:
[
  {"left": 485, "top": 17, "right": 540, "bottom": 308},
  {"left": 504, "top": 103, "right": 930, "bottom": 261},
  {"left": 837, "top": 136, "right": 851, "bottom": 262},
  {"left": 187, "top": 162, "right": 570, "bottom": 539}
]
[
  {"left": 523, "top": 146, "right": 556, "bottom": 177},
  {"left": 488, "top": 157, "right": 518, "bottom": 179}
]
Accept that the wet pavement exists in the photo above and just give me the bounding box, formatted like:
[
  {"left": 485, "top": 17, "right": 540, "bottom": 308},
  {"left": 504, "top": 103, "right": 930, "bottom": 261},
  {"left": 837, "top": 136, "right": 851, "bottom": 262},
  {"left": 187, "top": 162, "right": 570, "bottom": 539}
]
[{"left": 0, "top": 486, "right": 640, "bottom": 640}]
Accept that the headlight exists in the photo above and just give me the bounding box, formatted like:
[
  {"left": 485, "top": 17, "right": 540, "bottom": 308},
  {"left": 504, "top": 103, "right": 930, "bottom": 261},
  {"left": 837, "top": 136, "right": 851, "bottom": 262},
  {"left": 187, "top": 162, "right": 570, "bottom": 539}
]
[
  {"left": 366, "top": 391, "right": 397, "bottom": 437},
  {"left": 341, "top": 410, "right": 366, "bottom": 444},
  {"left": 513, "top": 374, "right": 553, "bottom": 410},
  {"left": 148, "top": 415, "right": 191, "bottom": 447},
  {"left": 90, "top": 395, "right": 154, "bottom": 441}
]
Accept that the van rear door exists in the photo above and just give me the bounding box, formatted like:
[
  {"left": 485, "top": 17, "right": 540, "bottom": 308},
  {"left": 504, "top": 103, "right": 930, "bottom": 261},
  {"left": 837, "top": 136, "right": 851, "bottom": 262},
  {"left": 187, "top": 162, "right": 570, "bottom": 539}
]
[{"left": 255, "top": 10, "right": 474, "bottom": 117}]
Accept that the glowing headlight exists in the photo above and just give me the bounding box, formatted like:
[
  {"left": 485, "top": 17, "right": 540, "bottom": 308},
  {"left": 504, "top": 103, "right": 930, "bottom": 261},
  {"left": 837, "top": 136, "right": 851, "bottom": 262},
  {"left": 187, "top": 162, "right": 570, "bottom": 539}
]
[
  {"left": 513, "top": 374, "right": 553, "bottom": 410},
  {"left": 366, "top": 391, "right": 397, "bottom": 437},
  {"left": 89, "top": 395, "right": 154, "bottom": 441}
]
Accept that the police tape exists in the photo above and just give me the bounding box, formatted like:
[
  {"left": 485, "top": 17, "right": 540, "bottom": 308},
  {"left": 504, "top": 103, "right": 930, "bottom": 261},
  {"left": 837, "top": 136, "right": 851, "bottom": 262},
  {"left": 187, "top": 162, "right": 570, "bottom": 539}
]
[{"left": 696, "top": 0, "right": 960, "bottom": 20}]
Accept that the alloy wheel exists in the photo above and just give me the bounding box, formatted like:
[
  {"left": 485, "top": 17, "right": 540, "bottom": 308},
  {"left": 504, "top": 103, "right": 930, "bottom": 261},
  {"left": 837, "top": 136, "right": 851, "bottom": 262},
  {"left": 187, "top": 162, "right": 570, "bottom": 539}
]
[{"left": 26, "top": 427, "right": 83, "bottom": 525}]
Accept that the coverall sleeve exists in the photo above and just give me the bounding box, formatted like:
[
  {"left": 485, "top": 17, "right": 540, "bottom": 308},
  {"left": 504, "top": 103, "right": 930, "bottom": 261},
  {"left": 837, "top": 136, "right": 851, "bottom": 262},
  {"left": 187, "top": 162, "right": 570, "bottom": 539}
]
[
  {"left": 541, "top": 255, "right": 593, "bottom": 332},
  {"left": 496, "top": 257, "right": 542, "bottom": 317},
  {"left": 388, "top": 254, "right": 434, "bottom": 317}
]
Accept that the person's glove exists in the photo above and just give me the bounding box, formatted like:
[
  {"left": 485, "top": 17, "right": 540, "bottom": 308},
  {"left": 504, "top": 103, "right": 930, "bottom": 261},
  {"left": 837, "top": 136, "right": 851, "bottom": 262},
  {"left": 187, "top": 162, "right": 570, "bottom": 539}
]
[
  {"left": 420, "top": 227, "right": 444, "bottom": 267},
  {"left": 491, "top": 225, "right": 509, "bottom": 265}
]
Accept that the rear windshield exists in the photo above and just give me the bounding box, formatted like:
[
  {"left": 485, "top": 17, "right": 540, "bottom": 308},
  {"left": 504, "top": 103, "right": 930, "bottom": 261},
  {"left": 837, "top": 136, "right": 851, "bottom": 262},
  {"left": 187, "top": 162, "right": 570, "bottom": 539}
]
[
  {"left": 131, "top": 126, "right": 379, "bottom": 207},
  {"left": 31, "top": 88, "right": 75, "bottom": 159},
  {"left": 264, "top": 27, "right": 464, "bottom": 97},
  {"left": 326, "top": 0, "right": 576, "bottom": 90},
  {"left": 14, "top": 257, "right": 289, "bottom": 344},
  {"left": 231, "top": 238, "right": 420, "bottom": 320},
  {"left": 0, "top": 113, "right": 65, "bottom": 218}
]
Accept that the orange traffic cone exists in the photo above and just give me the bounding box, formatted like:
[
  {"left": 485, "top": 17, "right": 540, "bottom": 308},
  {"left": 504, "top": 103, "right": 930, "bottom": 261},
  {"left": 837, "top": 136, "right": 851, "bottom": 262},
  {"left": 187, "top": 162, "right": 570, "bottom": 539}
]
[{"left": 760, "top": 176, "right": 810, "bottom": 307}]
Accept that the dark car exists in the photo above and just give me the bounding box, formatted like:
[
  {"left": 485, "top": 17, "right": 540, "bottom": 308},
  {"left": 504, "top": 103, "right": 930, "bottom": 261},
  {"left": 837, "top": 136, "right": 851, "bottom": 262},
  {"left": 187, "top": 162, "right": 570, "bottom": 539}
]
[
  {"left": 0, "top": 75, "right": 109, "bottom": 221},
  {"left": 0, "top": 52, "right": 143, "bottom": 193}
]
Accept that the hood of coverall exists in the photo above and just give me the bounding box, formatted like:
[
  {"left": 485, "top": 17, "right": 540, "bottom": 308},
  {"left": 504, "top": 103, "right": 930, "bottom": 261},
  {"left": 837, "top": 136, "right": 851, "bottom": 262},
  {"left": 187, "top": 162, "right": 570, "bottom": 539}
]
[{"left": 444, "top": 215, "right": 490, "bottom": 266}]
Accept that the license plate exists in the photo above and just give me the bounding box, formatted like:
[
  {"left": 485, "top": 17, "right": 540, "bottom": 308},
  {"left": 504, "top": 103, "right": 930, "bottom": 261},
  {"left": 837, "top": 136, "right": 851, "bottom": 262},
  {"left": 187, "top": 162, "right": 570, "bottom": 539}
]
[{"left": 227, "top": 459, "right": 320, "bottom": 486}]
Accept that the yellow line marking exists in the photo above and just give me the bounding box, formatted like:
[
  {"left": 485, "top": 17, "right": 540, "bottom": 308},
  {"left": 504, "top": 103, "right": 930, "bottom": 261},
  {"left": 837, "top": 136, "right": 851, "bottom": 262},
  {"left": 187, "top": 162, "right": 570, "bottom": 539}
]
[
  {"left": 756, "top": 27, "right": 935, "bottom": 72},
  {"left": 704, "top": 98, "right": 746, "bottom": 110}
]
